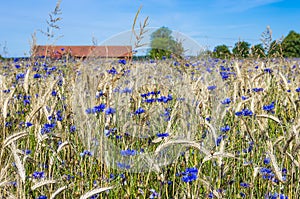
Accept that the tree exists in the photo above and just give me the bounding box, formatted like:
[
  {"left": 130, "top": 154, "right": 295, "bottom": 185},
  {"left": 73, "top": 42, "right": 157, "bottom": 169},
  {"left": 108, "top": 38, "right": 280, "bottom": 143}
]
[
  {"left": 268, "top": 40, "right": 282, "bottom": 57},
  {"left": 282, "top": 30, "right": 300, "bottom": 58},
  {"left": 212, "top": 45, "right": 231, "bottom": 59},
  {"left": 149, "top": 26, "right": 184, "bottom": 59},
  {"left": 232, "top": 41, "right": 251, "bottom": 58},
  {"left": 251, "top": 44, "right": 266, "bottom": 58}
]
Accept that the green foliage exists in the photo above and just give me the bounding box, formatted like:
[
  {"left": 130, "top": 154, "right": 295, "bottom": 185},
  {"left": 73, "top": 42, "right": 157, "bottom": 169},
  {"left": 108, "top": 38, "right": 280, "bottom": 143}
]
[
  {"left": 282, "top": 30, "right": 300, "bottom": 58},
  {"left": 212, "top": 44, "right": 231, "bottom": 59},
  {"left": 268, "top": 40, "right": 282, "bottom": 57},
  {"left": 149, "top": 26, "right": 184, "bottom": 59},
  {"left": 251, "top": 43, "right": 266, "bottom": 58},
  {"left": 232, "top": 41, "right": 250, "bottom": 58}
]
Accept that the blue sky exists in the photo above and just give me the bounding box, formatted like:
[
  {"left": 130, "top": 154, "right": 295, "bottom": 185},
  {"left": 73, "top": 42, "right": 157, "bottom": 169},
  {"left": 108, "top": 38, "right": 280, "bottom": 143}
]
[{"left": 0, "top": 0, "right": 299, "bottom": 57}]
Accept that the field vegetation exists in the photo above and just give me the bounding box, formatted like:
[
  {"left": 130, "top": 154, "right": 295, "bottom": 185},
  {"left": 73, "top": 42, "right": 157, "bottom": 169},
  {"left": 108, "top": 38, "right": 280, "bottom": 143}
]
[{"left": 1, "top": 2, "right": 300, "bottom": 199}]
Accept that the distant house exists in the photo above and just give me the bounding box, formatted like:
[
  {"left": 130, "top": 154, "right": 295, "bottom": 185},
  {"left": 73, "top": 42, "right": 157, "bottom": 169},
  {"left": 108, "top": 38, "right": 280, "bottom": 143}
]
[{"left": 32, "top": 45, "right": 133, "bottom": 59}]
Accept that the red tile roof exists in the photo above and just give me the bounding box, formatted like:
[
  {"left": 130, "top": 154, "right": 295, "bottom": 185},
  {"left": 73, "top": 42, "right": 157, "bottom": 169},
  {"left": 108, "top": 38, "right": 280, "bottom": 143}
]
[{"left": 32, "top": 45, "right": 132, "bottom": 59}]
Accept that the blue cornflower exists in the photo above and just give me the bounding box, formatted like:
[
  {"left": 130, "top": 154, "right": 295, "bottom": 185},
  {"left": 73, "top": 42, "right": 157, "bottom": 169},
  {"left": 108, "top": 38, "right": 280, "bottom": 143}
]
[
  {"left": 109, "top": 173, "right": 115, "bottom": 180},
  {"left": 161, "top": 108, "right": 171, "bottom": 121},
  {"left": 265, "top": 192, "right": 288, "bottom": 199},
  {"left": 141, "top": 93, "right": 149, "bottom": 98},
  {"left": 216, "top": 135, "right": 224, "bottom": 146},
  {"left": 221, "top": 98, "right": 231, "bottom": 105},
  {"left": 156, "top": 132, "right": 169, "bottom": 138},
  {"left": 264, "top": 157, "right": 271, "bottom": 165},
  {"left": 220, "top": 125, "right": 230, "bottom": 132},
  {"left": 134, "top": 107, "right": 145, "bottom": 115},
  {"left": 96, "top": 90, "right": 104, "bottom": 98},
  {"left": 93, "top": 104, "right": 106, "bottom": 113},
  {"left": 34, "top": 73, "right": 42, "bottom": 78},
  {"left": 181, "top": 167, "right": 198, "bottom": 183},
  {"left": 240, "top": 182, "right": 250, "bottom": 188},
  {"left": 16, "top": 73, "right": 25, "bottom": 81},
  {"left": 51, "top": 90, "right": 57, "bottom": 96},
  {"left": 25, "top": 122, "right": 33, "bottom": 127},
  {"left": 207, "top": 85, "right": 217, "bottom": 91},
  {"left": 149, "top": 189, "right": 159, "bottom": 198},
  {"left": 263, "top": 102, "right": 275, "bottom": 113},
  {"left": 220, "top": 71, "right": 229, "bottom": 80},
  {"left": 264, "top": 68, "right": 273, "bottom": 73},
  {"left": 10, "top": 181, "right": 17, "bottom": 187},
  {"left": 89, "top": 194, "right": 99, "bottom": 199},
  {"left": 241, "top": 96, "right": 248, "bottom": 100},
  {"left": 23, "top": 149, "right": 32, "bottom": 155},
  {"left": 3, "top": 89, "right": 10, "bottom": 93},
  {"left": 86, "top": 108, "right": 96, "bottom": 114},
  {"left": 107, "top": 67, "right": 118, "bottom": 75},
  {"left": 144, "top": 98, "right": 156, "bottom": 103},
  {"left": 118, "top": 59, "right": 126, "bottom": 65},
  {"left": 5, "top": 122, "right": 12, "bottom": 127},
  {"left": 117, "top": 162, "right": 131, "bottom": 169},
  {"left": 57, "top": 79, "right": 63, "bottom": 86},
  {"left": 173, "top": 61, "right": 180, "bottom": 66},
  {"left": 120, "top": 149, "right": 137, "bottom": 156},
  {"left": 296, "top": 87, "right": 300, "bottom": 92},
  {"left": 40, "top": 123, "right": 56, "bottom": 135},
  {"left": 252, "top": 88, "right": 264, "bottom": 92},
  {"left": 243, "top": 141, "right": 254, "bottom": 153},
  {"left": 23, "top": 99, "right": 30, "bottom": 106},
  {"left": 121, "top": 87, "right": 132, "bottom": 94},
  {"left": 105, "top": 107, "right": 116, "bottom": 115},
  {"left": 235, "top": 108, "right": 253, "bottom": 117},
  {"left": 70, "top": 125, "right": 76, "bottom": 133},
  {"left": 56, "top": 110, "right": 63, "bottom": 121},
  {"left": 156, "top": 96, "right": 168, "bottom": 103},
  {"left": 220, "top": 65, "right": 228, "bottom": 71},
  {"left": 36, "top": 196, "right": 47, "bottom": 199},
  {"left": 80, "top": 150, "right": 93, "bottom": 157},
  {"left": 32, "top": 171, "right": 45, "bottom": 179}
]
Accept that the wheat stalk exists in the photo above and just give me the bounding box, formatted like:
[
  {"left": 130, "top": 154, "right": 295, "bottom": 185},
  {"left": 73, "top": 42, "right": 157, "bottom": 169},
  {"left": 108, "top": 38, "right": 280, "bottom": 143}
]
[
  {"left": 0, "top": 180, "right": 9, "bottom": 187},
  {"left": 155, "top": 139, "right": 210, "bottom": 156},
  {"left": 10, "top": 142, "right": 26, "bottom": 183},
  {"left": 202, "top": 151, "right": 237, "bottom": 163},
  {"left": 31, "top": 180, "right": 57, "bottom": 191},
  {"left": 23, "top": 68, "right": 30, "bottom": 94},
  {"left": 56, "top": 141, "right": 69, "bottom": 154},
  {"left": 5, "top": 193, "right": 17, "bottom": 199},
  {"left": 3, "top": 131, "right": 28, "bottom": 148},
  {"left": 50, "top": 185, "right": 68, "bottom": 199},
  {"left": 79, "top": 186, "right": 113, "bottom": 199},
  {"left": 2, "top": 88, "right": 15, "bottom": 119},
  {"left": 266, "top": 141, "right": 285, "bottom": 183},
  {"left": 26, "top": 79, "right": 58, "bottom": 122},
  {"left": 256, "top": 114, "right": 282, "bottom": 125}
]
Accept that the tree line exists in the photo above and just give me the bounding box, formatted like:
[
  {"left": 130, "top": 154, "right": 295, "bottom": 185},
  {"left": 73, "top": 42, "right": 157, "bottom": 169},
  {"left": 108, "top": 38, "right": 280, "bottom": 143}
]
[
  {"left": 211, "top": 29, "right": 300, "bottom": 59},
  {"left": 148, "top": 26, "right": 300, "bottom": 59}
]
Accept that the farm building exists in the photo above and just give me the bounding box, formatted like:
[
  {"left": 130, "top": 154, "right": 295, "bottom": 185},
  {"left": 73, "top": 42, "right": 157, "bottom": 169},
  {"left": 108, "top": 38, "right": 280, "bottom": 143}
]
[{"left": 32, "top": 45, "right": 133, "bottom": 59}]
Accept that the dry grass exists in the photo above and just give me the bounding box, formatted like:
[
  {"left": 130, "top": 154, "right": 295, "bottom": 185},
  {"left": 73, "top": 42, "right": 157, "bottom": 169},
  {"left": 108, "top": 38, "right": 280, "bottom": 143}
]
[{"left": 0, "top": 56, "right": 299, "bottom": 198}]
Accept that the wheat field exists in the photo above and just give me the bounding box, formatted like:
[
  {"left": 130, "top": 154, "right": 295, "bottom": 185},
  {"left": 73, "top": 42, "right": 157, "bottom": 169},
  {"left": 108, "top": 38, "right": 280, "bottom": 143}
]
[{"left": 0, "top": 56, "right": 299, "bottom": 198}]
